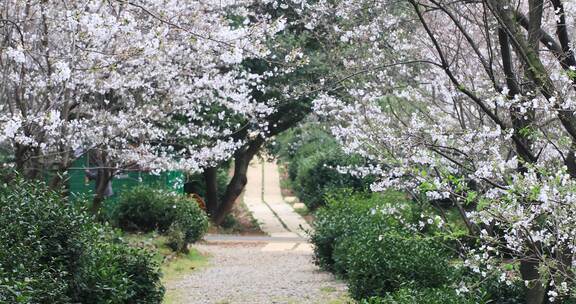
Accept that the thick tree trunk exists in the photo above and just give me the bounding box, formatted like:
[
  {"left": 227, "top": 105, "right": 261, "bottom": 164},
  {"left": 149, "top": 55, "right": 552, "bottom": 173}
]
[
  {"left": 203, "top": 166, "right": 219, "bottom": 216},
  {"left": 14, "top": 144, "right": 27, "bottom": 174},
  {"left": 496, "top": 12, "right": 546, "bottom": 303},
  {"left": 521, "top": 259, "right": 546, "bottom": 304},
  {"left": 211, "top": 138, "right": 264, "bottom": 225}
]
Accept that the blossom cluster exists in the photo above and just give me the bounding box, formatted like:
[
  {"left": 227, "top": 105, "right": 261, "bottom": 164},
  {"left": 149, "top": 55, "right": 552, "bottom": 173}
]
[{"left": 0, "top": 0, "right": 286, "bottom": 173}]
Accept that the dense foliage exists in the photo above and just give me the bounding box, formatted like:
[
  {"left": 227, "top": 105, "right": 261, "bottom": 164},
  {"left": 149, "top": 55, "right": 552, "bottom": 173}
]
[
  {"left": 294, "top": 151, "right": 374, "bottom": 210},
  {"left": 114, "top": 186, "right": 209, "bottom": 251},
  {"left": 272, "top": 124, "right": 374, "bottom": 209},
  {"left": 310, "top": 191, "right": 525, "bottom": 303},
  {"left": 361, "top": 288, "right": 475, "bottom": 304},
  {"left": 0, "top": 180, "right": 164, "bottom": 303}
]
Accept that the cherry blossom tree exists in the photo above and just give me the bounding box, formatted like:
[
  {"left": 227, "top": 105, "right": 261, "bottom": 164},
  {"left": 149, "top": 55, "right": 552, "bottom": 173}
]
[
  {"left": 196, "top": 0, "right": 355, "bottom": 224},
  {"left": 305, "top": 0, "right": 576, "bottom": 302},
  {"left": 0, "top": 0, "right": 286, "bottom": 210}
]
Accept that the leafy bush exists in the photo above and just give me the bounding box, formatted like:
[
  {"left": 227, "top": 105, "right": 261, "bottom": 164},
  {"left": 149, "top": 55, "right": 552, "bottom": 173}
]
[
  {"left": 361, "top": 288, "right": 476, "bottom": 304},
  {"left": 269, "top": 123, "right": 339, "bottom": 181},
  {"left": 76, "top": 239, "right": 164, "bottom": 303},
  {"left": 115, "top": 186, "right": 174, "bottom": 232},
  {"left": 311, "top": 191, "right": 527, "bottom": 303},
  {"left": 0, "top": 179, "right": 164, "bottom": 304},
  {"left": 361, "top": 273, "right": 528, "bottom": 304},
  {"left": 311, "top": 190, "right": 455, "bottom": 300},
  {"left": 115, "top": 186, "right": 209, "bottom": 251},
  {"left": 335, "top": 229, "right": 454, "bottom": 299},
  {"left": 310, "top": 190, "right": 410, "bottom": 272},
  {"left": 172, "top": 195, "right": 209, "bottom": 245},
  {"left": 294, "top": 151, "right": 374, "bottom": 210}
]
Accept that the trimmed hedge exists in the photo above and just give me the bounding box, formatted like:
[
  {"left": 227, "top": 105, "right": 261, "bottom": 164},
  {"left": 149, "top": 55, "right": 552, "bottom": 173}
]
[
  {"left": 0, "top": 179, "right": 164, "bottom": 303},
  {"left": 334, "top": 230, "right": 453, "bottom": 299},
  {"left": 310, "top": 191, "right": 526, "bottom": 302},
  {"left": 310, "top": 190, "right": 412, "bottom": 273},
  {"left": 311, "top": 191, "right": 452, "bottom": 300},
  {"left": 294, "top": 151, "right": 374, "bottom": 210},
  {"left": 361, "top": 288, "right": 475, "bottom": 304},
  {"left": 114, "top": 186, "right": 209, "bottom": 251}
]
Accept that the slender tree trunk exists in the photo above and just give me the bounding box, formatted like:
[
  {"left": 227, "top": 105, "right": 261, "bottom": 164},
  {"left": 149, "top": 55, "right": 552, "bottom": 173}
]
[
  {"left": 90, "top": 168, "right": 113, "bottom": 217},
  {"left": 203, "top": 166, "right": 219, "bottom": 217},
  {"left": 211, "top": 138, "right": 264, "bottom": 225},
  {"left": 495, "top": 9, "right": 547, "bottom": 301}
]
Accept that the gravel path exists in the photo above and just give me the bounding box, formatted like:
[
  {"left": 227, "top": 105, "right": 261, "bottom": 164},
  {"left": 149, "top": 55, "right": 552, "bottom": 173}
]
[
  {"left": 166, "top": 242, "right": 349, "bottom": 304},
  {"left": 165, "top": 160, "right": 349, "bottom": 303}
]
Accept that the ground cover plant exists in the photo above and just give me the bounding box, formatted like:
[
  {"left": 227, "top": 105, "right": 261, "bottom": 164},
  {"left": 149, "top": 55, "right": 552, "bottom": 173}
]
[{"left": 113, "top": 186, "right": 209, "bottom": 252}]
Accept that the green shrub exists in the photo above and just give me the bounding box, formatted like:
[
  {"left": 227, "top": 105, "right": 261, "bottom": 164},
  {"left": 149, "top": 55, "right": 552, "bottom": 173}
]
[
  {"left": 172, "top": 195, "right": 209, "bottom": 245},
  {"left": 0, "top": 179, "right": 164, "bottom": 304},
  {"left": 166, "top": 223, "right": 187, "bottom": 253},
  {"left": 311, "top": 190, "right": 455, "bottom": 300},
  {"left": 269, "top": 123, "right": 340, "bottom": 181},
  {"left": 294, "top": 151, "right": 374, "bottom": 210},
  {"left": 336, "top": 229, "right": 454, "bottom": 299},
  {"left": 115, "top": 186, "right": 209, "bottom": 251},
  {"left": 75, "top": 238, "right": 164, "bottom": 303},
  {"left": 361, "top": 288, "right": 476, "bottom": 304},
  {"left": 363, "top": 273, "right": 527, "bottom": 304},
  {"left": 115, "top": 186, "right": 174, "bottom": 232},
  {"left": 310, "top": 190, "right": 410, "bottom": 272}
]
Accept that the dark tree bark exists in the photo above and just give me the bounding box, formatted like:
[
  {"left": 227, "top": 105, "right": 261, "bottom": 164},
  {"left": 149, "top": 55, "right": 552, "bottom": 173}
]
[
  {"left": 90, "top": 167, "right": 113, "bottom": 216},
  {"left": 211, "top": 137, "right": 265, "bottom": 225},
  {"left": 495, "top": 2, "right": 546, "bottom": 301},
  {"left": 203, "top": 166, "right": 219, "bottom": 216}
]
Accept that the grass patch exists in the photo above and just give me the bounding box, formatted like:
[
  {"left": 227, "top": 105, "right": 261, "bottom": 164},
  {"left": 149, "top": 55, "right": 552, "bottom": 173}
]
[
  {"left": 325, "top": 296, "right": 354, "bottom": 304},
  {"left": 321, "top": 286, "right": 337, "bottom": 293},
  {"left": 123, "top": 232, "right": 208, "bottom": 282},
  {"left": 124, "top": 233, "right": 209, "bottom": 304}
]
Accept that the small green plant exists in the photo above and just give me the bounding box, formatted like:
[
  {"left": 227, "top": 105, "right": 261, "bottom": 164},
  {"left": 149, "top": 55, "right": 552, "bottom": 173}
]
[
  {"left": 220, "top": 213, "right": 239, "bottom": 230},
  {"left": 166, "top": 223, "right": 188, "bottom": 253},
  {"left": 0, "top": 179, "right": 164, "bottom": 304},
  {"left": 115, "top": 186, "right": 208, "bottom": 252}
]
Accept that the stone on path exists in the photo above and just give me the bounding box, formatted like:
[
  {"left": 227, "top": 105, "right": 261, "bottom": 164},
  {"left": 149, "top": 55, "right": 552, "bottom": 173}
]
[{"left": 293, "top": 202, "right": 306, "bottom": 210}]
